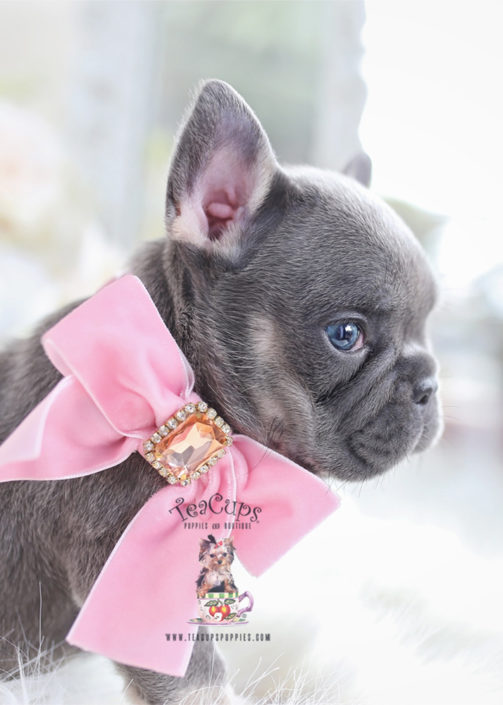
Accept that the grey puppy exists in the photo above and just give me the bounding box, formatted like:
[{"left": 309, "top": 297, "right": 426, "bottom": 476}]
[{"left": 0, "top": 80, "right": 440, "bottom": 704}]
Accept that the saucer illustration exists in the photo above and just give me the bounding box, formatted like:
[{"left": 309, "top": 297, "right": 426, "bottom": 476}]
[{"left": 188, "top": 617, "right": 248, "bottom": 625}]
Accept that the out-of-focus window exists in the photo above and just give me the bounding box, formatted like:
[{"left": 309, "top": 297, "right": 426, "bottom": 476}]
[{"left": 0, "top": 0, "right": 366, "bottom": 335}]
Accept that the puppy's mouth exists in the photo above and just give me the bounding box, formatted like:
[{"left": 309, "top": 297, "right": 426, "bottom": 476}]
[
  {"left": 345, "top": 413, "right": 423, "bottom": 477},
  {"left": 269, "top": 399, "right": 441, "bottom": 482}
]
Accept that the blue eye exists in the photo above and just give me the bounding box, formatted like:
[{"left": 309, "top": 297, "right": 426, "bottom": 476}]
[{"left": 326, "top": 321, "right": 364, "bottom": 352}]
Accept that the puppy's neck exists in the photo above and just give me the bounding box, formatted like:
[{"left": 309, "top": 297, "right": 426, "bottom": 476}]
[
  {"left": 129, "top": 239, "right": 195, "bottom": 347},
  {"left": 128, "top": 239, "right": 258, "bottom": 435}
]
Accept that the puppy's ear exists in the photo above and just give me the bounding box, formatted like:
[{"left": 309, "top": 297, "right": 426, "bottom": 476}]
[
  {"left": 223, "top": 537, "right": 234, "bottom": 550},
  {"left": 166, "top": 79, "right": 278, "bottom": 258},
  {"left": 343, "top": 151, "right": 372, "bottom": 187},
  {"left": 199, "top": 538, "right": 211, "bottom": 560}
]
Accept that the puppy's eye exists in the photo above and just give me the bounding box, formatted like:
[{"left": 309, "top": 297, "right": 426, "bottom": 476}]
[
  {"left": 325, "top": 321, "right": 364, "bottom": 352},
  {"left": 210, "top": 553, "right": 215, "bottom": 558}
]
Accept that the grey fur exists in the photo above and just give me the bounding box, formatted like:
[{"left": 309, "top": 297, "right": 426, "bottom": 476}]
[{"left": 0, "top": 80, "right": 440, "bottom": 702}]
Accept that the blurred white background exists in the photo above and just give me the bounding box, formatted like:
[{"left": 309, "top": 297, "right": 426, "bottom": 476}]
[{"left": 0, "top": 1, "right": 502, "bottom": 704}]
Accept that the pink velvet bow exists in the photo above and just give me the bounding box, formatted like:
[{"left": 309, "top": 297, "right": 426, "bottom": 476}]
[{"left": 0, "top": 275, "right": 339, "bottom": 677}]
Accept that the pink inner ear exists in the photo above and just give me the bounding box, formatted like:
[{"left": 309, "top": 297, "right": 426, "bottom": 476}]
[
  {"left": 199, "top": 149, "right": 252, "bottom": 240},
  {"left": 205, "top": 196, "right": 244, "bottom": 240}
]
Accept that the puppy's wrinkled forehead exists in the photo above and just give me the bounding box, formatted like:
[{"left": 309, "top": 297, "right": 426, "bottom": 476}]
[{"left": 242, "top": 168, "right": 436, "bottom": 334}]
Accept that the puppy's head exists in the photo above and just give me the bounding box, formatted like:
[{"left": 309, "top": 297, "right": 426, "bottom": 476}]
[
  {"left": 162, "top": 80, "right": 441, "bottom": 481},
  {"left": 199, "top": 535, "right": 234, "bottom": 570}
]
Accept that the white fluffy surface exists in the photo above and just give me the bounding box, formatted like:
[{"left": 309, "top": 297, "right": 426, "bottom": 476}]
[
  {"left": 2, "top": 488, "right": 502, "bottom": 705},
  {"left": 221, "top": 496, "right": 503, "bottom": 705},
  {"left": 0, "top": 652, "right": 126, "bottom": 705}
]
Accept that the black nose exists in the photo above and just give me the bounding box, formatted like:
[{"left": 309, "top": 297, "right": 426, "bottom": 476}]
[{"left": 412, "top": 378, "right": 438, "bottom": 406}]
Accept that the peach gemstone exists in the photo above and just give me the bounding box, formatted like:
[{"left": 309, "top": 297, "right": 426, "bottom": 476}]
[{"left": 154, "top": 412, "right": 226, "bottom": 479}]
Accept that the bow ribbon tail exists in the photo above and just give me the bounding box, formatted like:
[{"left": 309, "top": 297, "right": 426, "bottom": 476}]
[
  {"left": 0, "top": 376, "right": 137, "bottom": 482},
  {"left": 229, "top": 436, "right": 340, "bottom": 576},
  {"left": 67, "top": 484, "right": 203, "bottom": 677}
]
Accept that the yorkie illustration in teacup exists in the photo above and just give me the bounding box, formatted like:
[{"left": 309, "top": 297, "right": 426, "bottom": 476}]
[{"left": 194, "top": 534, "right": 254, "bottom": 625}]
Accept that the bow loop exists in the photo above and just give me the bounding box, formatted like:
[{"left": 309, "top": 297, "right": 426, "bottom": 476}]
[{"left": 42, "top": 276, "right": 194, "bottom": 437}]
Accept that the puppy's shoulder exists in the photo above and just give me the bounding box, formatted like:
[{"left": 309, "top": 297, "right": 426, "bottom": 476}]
[{"left": 0, "top": 298, "right": 84, "bottom": 442}]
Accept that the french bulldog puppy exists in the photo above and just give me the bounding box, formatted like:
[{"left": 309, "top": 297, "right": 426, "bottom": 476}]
[{"left": 0, "top": 80, "right": 440, "bottom": 704}]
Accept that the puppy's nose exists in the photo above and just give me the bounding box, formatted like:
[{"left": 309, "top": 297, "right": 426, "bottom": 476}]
[{"left": 412, "top": 378, "right": 438, "bottom": 406}]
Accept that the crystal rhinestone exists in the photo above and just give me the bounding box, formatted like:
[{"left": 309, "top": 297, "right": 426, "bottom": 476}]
[
  {"left": 197, "top": 401, "right": 208, "bottom": 412},
  {"left": 185, "top": 403, "right": 196, "bottom": 413},
  {"left": 146, "top": 452, "right": 155, "bottom": 462},
  {"left": 217, "top": 449, "right": 226, "bottom": 459},
  {"left": 152, "top": 433, "right": 161, "bottom": 443},
  {"left": 208, "top": 456, "right": 218, "bottom": 466},
  {"left": 175, "top": 409, "right": 186, "bottom": 421},
  {"left": 207, "top": 408, "right": 217, "bottom": 419},
  {"left": 214, "top": 417, "right": 224, "bottom": 428},
  {"left": 200, "top": 464, "right": 209, "bottom": 474},
  {"left": 153, "top": 461, "right": 163, "bottom": 470},
  {"left": 224, "top": 436, "right": 233, "bottom": 446},
  {"left": 159, "top": 467, "right": 168, "bottom": 477},
  {"left": 222, "top": 424, "right": 230, "bottom": 434},
  {"left": 159, "top": 425, "right": 169, "bottom": 437},
  {"left": 154, "top": 413, "right": 227, "bottom": 482},
  {"left": 144, "top": 441, "right": 154, "bottom": 452},
  {"left": 192, "top": 471, "right": 201, "bottom": 480},
  {"left": 180, "top": 479, "right": 190, "bottom": 487},
  {"left": 167, "top": 475, "right": 177, "bottom": 485},
  {"left": 167, "top": 418, "right": 178, "bottom": 430}
]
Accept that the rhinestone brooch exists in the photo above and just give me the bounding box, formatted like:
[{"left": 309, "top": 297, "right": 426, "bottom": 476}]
[{"left": 142, "top": 401, "right": 233, "bottom": 486}]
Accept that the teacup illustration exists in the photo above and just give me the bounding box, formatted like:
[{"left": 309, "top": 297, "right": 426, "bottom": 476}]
[{"left": 198, "top": 591, "right": 254, "bottom": 624}]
